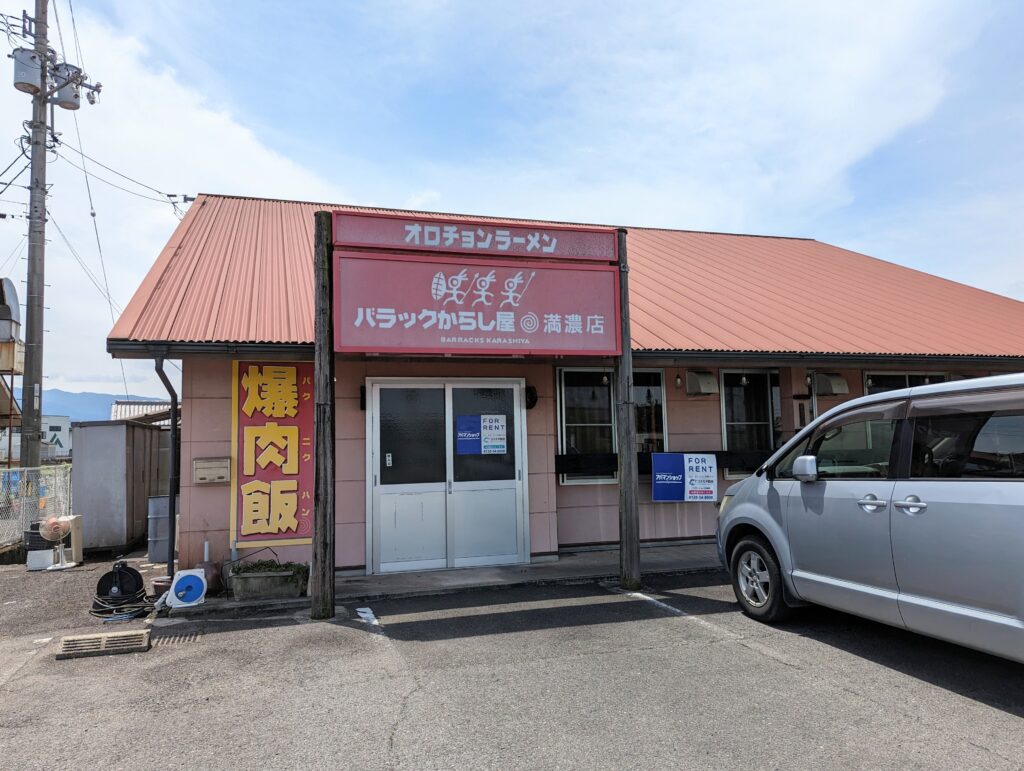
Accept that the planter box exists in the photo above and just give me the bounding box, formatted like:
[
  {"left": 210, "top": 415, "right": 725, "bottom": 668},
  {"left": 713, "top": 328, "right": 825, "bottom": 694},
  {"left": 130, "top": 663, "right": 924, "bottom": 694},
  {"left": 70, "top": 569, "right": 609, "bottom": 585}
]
[{"left": 230, "top": 570, "right": 306, "bottom": 600}]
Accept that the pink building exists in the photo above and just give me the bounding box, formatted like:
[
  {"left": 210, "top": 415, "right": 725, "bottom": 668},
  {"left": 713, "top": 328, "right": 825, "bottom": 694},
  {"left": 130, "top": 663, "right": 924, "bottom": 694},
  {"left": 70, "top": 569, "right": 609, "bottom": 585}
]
[{"left": 109, "top": 194, "right": 1024, "bottom": 572}]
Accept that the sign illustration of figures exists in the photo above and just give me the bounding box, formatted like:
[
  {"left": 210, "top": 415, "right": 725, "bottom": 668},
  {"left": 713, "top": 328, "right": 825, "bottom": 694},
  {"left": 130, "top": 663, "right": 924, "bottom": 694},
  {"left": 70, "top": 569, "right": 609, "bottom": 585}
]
[
  {"left": 231, "top": 361, "right": 315, "bottom": 547},
  {"left": 337, "top": 256, "right": 620, "bottom": 356}
]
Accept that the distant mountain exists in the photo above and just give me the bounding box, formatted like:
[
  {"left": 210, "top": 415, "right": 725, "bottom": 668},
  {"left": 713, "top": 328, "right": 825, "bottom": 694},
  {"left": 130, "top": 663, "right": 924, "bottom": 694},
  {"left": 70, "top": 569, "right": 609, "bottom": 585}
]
[{"left": 13, "top": 388, "right": 155, "bottom": 424}]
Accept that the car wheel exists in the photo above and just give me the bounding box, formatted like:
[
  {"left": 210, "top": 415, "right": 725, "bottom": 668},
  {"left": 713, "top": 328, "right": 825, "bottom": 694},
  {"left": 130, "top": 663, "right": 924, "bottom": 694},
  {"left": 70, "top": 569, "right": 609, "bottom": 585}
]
[{"left": 730, "top": 536, "right": 790, "bottom": 622}]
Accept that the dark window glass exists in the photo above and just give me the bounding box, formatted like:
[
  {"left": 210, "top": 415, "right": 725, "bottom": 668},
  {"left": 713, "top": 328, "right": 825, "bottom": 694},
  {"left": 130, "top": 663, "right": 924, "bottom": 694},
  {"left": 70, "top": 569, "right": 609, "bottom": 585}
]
[
  {"left": 911, "top": 411, "right": 1024, "bottom": 479},
  {"left": 561, "top": 370, "right": 614, "bottom": 481},
  {"left": 866, "top": 373, "right": 946, "bottom": 395},
  {"left": 634, "top": 372, "right": 664, "bottom": 454},
  {"left": 48, "top": 425, "right": 62, "bottom": 432},
  {"left": 379, "top": 388, "right": 446, "bottom": 485},
  {"left": 811, "top": 418, "right": 896, "bottom": 479},
  {"left": 723, "top": 371, "right": 780, "bottom": 474},
  {"left": 452, "top": 387, "right": 516, "bottom": 482},
  {"left": 773, "top": 438, "right": 809, "bottom": 480}
]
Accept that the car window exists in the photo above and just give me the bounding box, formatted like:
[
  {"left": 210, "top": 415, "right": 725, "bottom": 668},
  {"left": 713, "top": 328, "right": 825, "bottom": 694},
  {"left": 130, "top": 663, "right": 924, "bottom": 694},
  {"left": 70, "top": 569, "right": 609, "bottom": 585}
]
[
  {"left": 805, "top": 402, "right": 904, "bottom": 480},
  {"left": 772, "top": 439, "right": 808, "bottom": 479},
  {"left": 911, "top": 411, "right": 1024, "bottom": 479}
]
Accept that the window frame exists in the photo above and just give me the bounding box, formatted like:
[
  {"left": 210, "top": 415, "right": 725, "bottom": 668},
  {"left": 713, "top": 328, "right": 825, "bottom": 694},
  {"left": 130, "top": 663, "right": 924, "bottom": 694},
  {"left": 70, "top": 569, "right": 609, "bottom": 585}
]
[
  {"left": 905, "top": 388, "right": 1024, "bottom": 482},
  {"left": 863, "top": 371, "right": 948, "bottom": 395},
  {"left": 555, "top": 367, "right": 670, "bottom": 486},
  {"left": 557, "top": 367, "right": 618, "bottom": 486},
  {"left": 720, "top": 368, "right": 780, "bottom": 479},
  {"left": 804, "top": 401, "right": 907, "bottom": 481},
  {"left": 633, "top": 369, "right": 668, "bottom": 460}
]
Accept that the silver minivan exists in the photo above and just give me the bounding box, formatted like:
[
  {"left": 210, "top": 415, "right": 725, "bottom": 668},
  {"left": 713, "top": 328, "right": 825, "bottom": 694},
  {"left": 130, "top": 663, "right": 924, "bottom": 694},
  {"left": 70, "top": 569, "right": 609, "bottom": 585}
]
[{"left": 716, "top": 373, "right": 1024, "bottom": 664}]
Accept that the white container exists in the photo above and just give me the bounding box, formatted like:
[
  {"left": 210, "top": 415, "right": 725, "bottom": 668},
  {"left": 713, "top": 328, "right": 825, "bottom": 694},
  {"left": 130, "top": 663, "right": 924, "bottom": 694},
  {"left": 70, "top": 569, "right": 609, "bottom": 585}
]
[
  {"left": 53, "top": 63, "right": 81, "bottom": 110},
  {"left": 26, "top": 548, "right": 54, "bottom": 571},
  {"left": 12, "top": 48, "right": 42, "bottom": 94}
]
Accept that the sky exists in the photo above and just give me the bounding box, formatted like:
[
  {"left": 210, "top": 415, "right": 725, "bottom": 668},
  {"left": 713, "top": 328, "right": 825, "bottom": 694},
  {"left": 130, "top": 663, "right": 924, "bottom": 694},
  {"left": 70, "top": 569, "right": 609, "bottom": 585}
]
[{"left": 0, "top": 0, "right": 1022, "bottom": 397}]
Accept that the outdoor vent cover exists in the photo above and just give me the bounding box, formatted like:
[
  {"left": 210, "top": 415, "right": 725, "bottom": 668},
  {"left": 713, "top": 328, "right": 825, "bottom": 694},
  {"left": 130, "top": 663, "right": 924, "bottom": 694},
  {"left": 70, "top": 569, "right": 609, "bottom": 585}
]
[
  {"left": 193, "top": 457, "right": 230, "bottom": 485},
  {"left": 814, "top": 373, "right": 850, "bottom": 396},
  {"left": 686, "top": 370, "right": 719, "bottom": 396},
  {"left": 57, "top": 630, "right": 151, "bottom": 660}
]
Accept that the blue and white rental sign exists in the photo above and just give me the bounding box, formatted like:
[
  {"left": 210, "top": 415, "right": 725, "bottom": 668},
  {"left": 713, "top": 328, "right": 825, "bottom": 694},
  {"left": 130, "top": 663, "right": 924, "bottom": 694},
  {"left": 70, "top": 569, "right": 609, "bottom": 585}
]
[
  {"left": 684, "top": 453, "right": 718, "bottom": 501},
  {"left": 456, "top": 415, "right": 481, "bottom": 455},
  {"left": 480, "top": 414, "right": 507, "bottom": 454},
  {"left": 651, "top": 453, "right": 686, "bottom": 501}
]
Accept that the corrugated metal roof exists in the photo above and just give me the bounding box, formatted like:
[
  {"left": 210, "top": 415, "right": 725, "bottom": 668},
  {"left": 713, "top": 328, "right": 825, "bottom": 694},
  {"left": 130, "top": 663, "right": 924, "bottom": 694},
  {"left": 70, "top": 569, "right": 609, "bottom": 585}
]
[
  {"left": 110, "top": 400, "right": 171, "bottom": 421},
  {"left": 110, "top": 193, "right": 1024, "bottom": 357}
]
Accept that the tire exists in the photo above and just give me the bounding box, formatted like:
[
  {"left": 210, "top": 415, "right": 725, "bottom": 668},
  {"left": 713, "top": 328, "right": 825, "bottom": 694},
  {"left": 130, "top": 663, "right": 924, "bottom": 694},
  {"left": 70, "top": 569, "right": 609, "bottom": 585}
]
[{"left": 729, "top": 536, "right": 790, "bottom": 623}]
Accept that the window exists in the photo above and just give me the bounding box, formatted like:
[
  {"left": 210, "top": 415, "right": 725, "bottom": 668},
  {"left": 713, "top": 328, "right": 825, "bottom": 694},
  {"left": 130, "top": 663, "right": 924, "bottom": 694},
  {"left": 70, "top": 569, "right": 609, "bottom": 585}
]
[
  {"left": 557, "top": 369, "right": 668, "bottom": 483},
  {"left": 721, "top": 371, "right": 781, "bottom": 475},
  {"left": 48, "top": 425, "right": 62, "bottom": 433},
  {"left": 911, "top": 411, "right": 1024, "bottom": 479},
  {"left": 773, "top": 438, "right": 810, "bottom": 480},
  {"left": 633, "top": 371, "right": 666, "bottom": 454},
  {"left": 559, "top": 370, "right": 615, "bottom": 482},
  {"left": 805, "top": 402, "right": 903, "bottom": 480},
  {"left": 866, "top": 372, "right": 946, "bottom": 395}
]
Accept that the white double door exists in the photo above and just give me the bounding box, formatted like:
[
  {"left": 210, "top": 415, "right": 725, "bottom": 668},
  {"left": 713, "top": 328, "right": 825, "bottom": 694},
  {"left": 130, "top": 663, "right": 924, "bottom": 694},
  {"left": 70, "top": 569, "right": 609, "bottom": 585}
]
[{"left": 369, "top": 379, "right": 528, "bottom": 573}]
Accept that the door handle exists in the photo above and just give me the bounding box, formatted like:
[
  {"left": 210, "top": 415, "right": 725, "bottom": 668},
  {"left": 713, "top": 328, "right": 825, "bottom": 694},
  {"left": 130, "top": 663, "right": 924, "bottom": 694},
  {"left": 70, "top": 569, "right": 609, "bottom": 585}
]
[
  {"left": 447, "top": 480, "right": 452, "bottom": 494},
  {"left": 857, "top": 498, "right": 888, "bottom": 508},
  {"left": 893, "top": 498, "right": 927, "bottom": 512}
]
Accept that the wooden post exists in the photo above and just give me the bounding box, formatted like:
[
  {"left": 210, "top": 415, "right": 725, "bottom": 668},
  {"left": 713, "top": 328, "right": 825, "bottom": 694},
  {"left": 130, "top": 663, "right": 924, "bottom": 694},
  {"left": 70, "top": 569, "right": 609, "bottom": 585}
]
[
  {"left": 614, "top": 227, "right": 641, "bottom": 589},
  {"left": 311, "top": 211, "right": 336, "bottom": 619}
]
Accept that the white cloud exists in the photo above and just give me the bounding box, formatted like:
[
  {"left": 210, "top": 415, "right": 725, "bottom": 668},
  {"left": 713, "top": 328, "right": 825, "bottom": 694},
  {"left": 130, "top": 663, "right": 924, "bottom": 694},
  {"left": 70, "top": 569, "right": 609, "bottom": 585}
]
[
  {"left": 0, "top": 13, "right": 347, "bottom": 397},
  {"left": 0, "top": 0, "right": 1012, "bottom": 401}
]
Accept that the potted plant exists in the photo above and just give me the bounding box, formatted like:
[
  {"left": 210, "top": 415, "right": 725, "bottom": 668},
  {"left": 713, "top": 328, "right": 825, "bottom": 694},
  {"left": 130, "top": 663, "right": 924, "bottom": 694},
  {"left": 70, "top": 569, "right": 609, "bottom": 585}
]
[{"left": 229, "top": 559, "right": 309, "bottom": 600}]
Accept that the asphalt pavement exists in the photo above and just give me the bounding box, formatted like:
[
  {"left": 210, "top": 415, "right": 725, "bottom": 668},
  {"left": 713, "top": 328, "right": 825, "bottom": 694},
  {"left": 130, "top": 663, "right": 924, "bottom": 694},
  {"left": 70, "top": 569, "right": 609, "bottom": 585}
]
[{"left": 0, "top": 570, "right": 1022, "bottom": 770}]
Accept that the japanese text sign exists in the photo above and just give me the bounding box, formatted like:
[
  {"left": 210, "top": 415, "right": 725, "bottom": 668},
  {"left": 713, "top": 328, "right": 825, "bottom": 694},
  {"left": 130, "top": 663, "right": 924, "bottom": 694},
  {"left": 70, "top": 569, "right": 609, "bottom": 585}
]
[
  {"left": 455, "top": 415, "right": 508, "bottom": 455},
  {"left": 335, "top": 254, "right": 620, "bottom": 356},
  {"left": 651, "top": 453, "right": 719, "bottom": 502},
  {"left": 334, "top": 212, "right": 617, "bottom": 262},
  {"left": 651, "top": 453, "right": 686, "bottom": 502},
  {"left": 230, "top": 361, "right": 314, "bottom": 547},
  {"left": 684, "top": 453, "right": 718, "bottom": 501}
]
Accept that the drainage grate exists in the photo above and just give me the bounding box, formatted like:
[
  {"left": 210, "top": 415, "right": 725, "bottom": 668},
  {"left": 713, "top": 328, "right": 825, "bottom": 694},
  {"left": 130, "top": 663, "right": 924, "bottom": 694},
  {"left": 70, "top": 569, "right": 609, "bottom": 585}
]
[
  {"left": 151, "top": 632, "right": 200, "bottom": 646},
  {"left": 57, "top": 629, "right": 151, "bottom": 660}
]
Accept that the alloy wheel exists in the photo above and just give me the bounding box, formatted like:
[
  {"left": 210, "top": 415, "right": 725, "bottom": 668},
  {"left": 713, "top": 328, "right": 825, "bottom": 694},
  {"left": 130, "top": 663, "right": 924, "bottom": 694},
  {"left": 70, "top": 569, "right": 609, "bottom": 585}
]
[{"left": 737, "top": 549, "right": 770, "bottom": 608}]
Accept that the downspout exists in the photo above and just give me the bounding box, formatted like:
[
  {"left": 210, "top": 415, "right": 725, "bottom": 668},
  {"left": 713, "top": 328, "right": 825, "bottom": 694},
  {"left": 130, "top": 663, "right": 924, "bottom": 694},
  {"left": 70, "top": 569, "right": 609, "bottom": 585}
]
[{"left": 154, "top": 357, "right": 179, "bottom": 579}]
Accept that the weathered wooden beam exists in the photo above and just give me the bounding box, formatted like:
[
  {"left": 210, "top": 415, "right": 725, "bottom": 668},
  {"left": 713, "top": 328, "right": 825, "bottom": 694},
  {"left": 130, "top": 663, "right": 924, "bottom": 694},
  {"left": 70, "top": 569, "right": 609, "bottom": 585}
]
[
  {"left": 614, "top": 227, "right": 641, "bottom": 590},
  {"left": 311, "top": 210, "right": 336, "bottom": 619}
]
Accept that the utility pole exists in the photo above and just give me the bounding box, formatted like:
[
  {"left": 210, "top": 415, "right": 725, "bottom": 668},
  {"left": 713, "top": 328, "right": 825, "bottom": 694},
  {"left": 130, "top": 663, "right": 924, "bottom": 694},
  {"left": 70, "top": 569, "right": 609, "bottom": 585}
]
[
  {"left": 20, "top": 0, "right": 49, "bottom": 469},
  {"left": 10, "top": 0, "right": 101, "bottom": 468},
  {"left": 615, "top": 227, "right": 641, "bottom": 589},
  {"left": 310, "top": 211, "right": 336, "bottom": 619}
]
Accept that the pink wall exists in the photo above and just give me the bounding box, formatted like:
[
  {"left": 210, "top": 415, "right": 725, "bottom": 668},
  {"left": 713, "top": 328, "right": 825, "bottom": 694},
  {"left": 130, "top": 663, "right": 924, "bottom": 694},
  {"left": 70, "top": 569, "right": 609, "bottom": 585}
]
[
  {"left": 178, "top": 356, "right": 558, "bottom": 569},
  {"left": 179, "top": 356, "right": 995, "bottom": 569}
]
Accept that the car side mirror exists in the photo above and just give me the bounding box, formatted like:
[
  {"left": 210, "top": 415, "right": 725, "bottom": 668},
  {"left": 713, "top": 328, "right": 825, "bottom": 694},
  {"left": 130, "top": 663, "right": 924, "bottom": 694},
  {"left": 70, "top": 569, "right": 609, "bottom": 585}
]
[{"left": 792, "top": 455, "right": 818, "bottom": 482}]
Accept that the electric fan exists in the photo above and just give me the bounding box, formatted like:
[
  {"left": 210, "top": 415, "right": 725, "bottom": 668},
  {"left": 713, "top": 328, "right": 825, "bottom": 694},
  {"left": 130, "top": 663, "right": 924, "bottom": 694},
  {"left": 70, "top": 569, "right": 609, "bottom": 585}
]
[{"left": 37, "top": 514, "right": 76, "bottom": 571}]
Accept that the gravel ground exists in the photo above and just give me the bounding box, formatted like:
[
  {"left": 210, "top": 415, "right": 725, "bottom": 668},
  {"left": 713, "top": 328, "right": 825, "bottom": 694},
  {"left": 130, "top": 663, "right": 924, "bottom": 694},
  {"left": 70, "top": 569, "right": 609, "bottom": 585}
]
[{"left": 0, "top": 571, "right": 1021, "bottom": 770}]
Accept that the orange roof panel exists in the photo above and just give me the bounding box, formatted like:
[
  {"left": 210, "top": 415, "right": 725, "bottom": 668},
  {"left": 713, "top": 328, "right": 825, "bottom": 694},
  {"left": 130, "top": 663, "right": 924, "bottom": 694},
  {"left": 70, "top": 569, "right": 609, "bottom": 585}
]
[{"left": 109, "top": 193, "right": 1024, "bottom": 358}]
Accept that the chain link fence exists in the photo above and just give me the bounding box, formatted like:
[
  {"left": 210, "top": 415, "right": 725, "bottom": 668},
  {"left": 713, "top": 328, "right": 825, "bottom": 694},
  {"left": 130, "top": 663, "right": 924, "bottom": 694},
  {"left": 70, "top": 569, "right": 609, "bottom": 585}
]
[{"left": 0, "top": 465, "right": 73, "bottom": 549}]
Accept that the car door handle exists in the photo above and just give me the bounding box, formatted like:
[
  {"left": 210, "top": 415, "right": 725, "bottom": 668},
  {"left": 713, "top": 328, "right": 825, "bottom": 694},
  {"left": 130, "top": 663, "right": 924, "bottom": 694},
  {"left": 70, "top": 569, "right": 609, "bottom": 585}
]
[
  {"left": 857, "top": 498, "right": 888, "bottom": 507},
  {"left": 893, "top": 499, "right": 927, "bottom": 511}
]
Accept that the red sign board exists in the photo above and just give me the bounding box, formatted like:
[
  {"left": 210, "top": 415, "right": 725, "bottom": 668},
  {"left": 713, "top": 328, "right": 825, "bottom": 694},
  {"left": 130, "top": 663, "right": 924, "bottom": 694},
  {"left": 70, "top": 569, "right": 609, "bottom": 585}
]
[
  {"left": 334, "top": 211, "right": 617, "bottom": 262},
  {"left": 334, "top": 253, "right": 620, "bottom": 356},
  {"left": 230, "top": 361, "right": 314, "bottom": 547}
]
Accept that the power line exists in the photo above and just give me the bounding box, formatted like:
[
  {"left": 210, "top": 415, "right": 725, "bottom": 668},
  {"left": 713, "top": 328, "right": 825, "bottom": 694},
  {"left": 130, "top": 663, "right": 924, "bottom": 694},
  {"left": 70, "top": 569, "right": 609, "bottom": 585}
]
[
  {"left": 0, "top": 162, "right": 29, "bottom": 197},
  {"left": 64, "top": 119, "right": 130, "bottom": 400},
  {"left": 57, "top": 141, "right": 190, "bottom": 213},
  {"left": 0, "top": 154, "right": 23, "bottom": 182},
  {"left": 48, "top": 212, "right": 122, "bottom": 314},
  {"left": 0, "top": 236, "right": 27, "bottom": 277},
  {"left": 55, "top": 151, "right": 182, "bottom": 207}
]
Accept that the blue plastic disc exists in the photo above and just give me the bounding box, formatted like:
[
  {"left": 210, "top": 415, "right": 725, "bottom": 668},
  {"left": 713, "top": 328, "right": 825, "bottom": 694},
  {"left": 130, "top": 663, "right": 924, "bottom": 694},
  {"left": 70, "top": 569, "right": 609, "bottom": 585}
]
[{"left": 173, "top": 574, "right": 206, "bottom": 603}]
